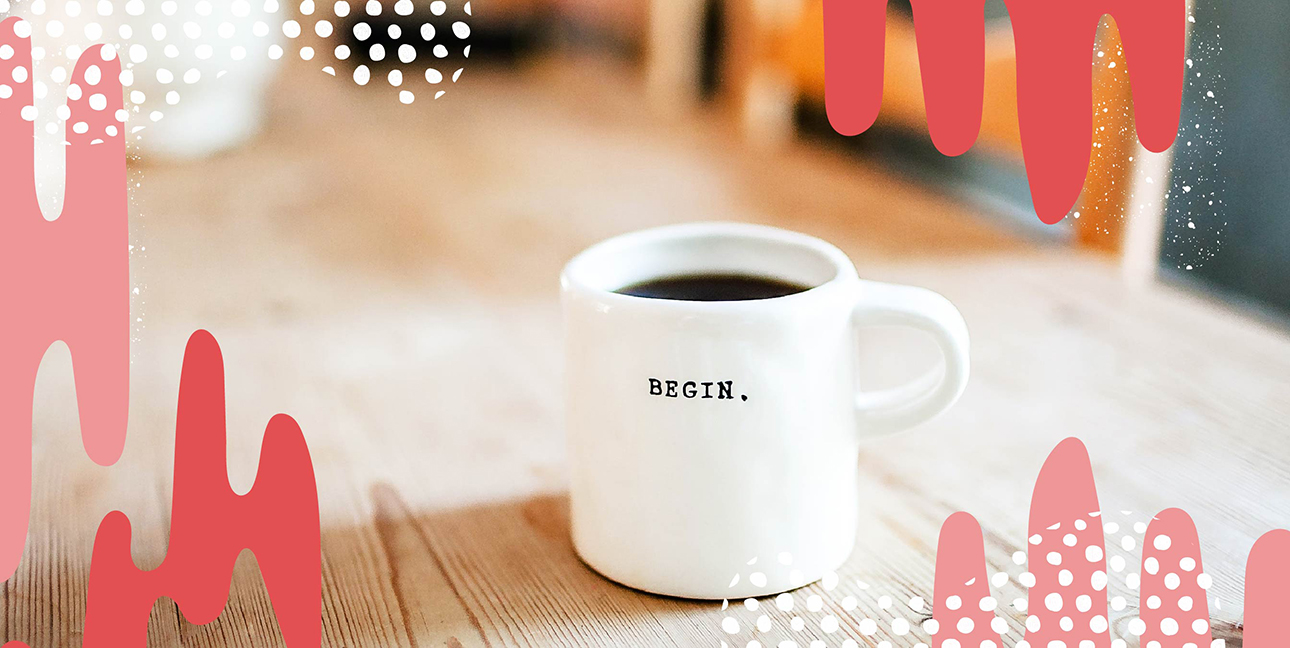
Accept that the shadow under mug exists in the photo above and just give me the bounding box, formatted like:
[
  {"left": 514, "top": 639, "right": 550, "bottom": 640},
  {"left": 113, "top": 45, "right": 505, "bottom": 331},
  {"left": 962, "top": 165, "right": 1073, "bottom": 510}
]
[{"left": 561, "top": 222, "right": 970, "bottom": 599}]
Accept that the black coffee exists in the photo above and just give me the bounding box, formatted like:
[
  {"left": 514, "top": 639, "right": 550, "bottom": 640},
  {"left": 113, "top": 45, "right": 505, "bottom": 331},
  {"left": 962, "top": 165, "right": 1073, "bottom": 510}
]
[{"left": 615, "top": 273, "right": 811, "bottom": 302}]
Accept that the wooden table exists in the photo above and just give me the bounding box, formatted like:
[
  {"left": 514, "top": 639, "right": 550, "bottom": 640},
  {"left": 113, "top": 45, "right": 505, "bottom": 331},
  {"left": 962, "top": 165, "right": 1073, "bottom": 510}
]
[{"left": 4, "top": 56, "right": 1287, "bottom": 647}]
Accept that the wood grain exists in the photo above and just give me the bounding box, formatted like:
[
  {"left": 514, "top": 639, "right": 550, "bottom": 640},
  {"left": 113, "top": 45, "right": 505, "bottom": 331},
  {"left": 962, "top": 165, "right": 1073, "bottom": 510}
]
[{"left": 3, "top": 56, "right": 1286, "bottom": 647}]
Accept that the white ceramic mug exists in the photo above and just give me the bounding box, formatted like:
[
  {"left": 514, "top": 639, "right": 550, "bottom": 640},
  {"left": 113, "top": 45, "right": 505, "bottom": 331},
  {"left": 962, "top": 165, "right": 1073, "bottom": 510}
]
[{"left": 561, "top": 223, "right": 970, "bottom": 599}]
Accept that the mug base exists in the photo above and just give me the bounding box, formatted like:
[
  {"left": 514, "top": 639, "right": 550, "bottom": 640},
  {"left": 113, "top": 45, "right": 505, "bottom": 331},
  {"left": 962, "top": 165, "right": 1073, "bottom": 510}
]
[{"left": 573, "top": 543, "right": 851, "bottom": 601}]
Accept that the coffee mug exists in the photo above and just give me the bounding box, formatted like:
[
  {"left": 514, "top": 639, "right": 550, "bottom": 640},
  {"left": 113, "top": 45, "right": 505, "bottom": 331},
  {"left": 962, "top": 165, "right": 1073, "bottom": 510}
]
[{"left": 561, "top": 223, "right": 970, "bottom": 599}]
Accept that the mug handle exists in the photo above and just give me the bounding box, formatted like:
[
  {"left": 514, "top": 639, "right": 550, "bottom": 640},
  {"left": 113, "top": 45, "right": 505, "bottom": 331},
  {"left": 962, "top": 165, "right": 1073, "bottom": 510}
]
[{"left": 851, "top": 280, "right": 971, "bottom": 438}]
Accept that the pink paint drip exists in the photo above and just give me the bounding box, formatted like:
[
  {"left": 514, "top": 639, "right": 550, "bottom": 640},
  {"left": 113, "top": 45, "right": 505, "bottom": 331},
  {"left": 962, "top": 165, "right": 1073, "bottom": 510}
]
[
  {"left": 1140, "top": 509, "right": 1211, "bottom": 646},
  {"left": 0, "top": 17, "right": 129, "bottom": 580},
  {"left": 1025, "top": 438, "right": 1109, "bottom": 645},
  {"left": 932, "top": 512, "right": 1001, "bottom": 646},
  {"left": 823, "top": 0, "right": 1186, "bottom": 223},
  {"left": 933, "top": 438, "right": 1290, "bottom": 647},
  {"left": 1244, "top": 529, "right": 1290, "bottom": 646}
]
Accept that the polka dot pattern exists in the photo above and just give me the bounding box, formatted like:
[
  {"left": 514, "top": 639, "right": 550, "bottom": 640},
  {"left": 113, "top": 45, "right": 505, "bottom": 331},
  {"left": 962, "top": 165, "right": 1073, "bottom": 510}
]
[{"left": 1139, "top": 508, "right": 1212, "bottom": 647}]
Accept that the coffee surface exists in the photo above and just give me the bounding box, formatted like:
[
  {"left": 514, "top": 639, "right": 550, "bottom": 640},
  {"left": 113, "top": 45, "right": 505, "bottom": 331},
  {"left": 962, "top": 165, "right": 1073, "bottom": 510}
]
[{"left": 615, "top": 273, "right": 811, "bottom": 301}]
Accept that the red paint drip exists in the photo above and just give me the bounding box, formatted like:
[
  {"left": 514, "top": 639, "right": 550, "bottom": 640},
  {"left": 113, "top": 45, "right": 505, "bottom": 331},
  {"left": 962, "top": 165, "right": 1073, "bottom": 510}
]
[
  {"left": 1140, "top": 509, "right": 1211, "bottom": 646},
  {"left": 0, "top": 16, "right": 129, "bottom": 580},
  {"left": 8, "top": 332, "right": 319, "bottom": 648},
  {"left": 823, "top": 0, "right": 1186, "bottom": 222}
]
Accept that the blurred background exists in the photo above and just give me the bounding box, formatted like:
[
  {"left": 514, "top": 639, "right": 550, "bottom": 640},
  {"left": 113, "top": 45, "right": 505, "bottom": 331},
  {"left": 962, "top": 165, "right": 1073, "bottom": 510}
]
[
  {"left": 4, "top": 4, "right": 1289, "bottom": 644},
  {"left": 11, "top": 0, "right": 1283, "bottom": 320}
]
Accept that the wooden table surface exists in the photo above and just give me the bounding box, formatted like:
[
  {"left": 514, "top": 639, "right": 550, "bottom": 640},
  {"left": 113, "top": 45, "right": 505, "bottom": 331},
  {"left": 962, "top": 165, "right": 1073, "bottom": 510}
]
[{"left": 4, "top": 56, "right": 1288, "bottom": 647}]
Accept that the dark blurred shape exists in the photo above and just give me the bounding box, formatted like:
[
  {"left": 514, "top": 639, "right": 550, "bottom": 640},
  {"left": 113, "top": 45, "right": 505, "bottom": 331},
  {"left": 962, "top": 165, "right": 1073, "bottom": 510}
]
[
  {"left": 1160, "top": 0, "right": 1290, "bottom": 318},
  {"left": 699, "top": 0, "right": 726, "bottom": 99}
]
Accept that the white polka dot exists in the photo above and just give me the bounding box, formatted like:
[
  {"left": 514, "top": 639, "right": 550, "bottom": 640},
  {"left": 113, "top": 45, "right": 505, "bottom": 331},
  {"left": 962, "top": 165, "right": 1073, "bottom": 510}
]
[
  {"left": 421, "top": 23, "right": 436, "bottom": 40},
  {"left": 1180, "top": 557, "right": 1197, "bottom": 572},
  {"left": 300, "top": 46, "right": 315, "bottom": 60},
  {"left": 991, "top": 617, "right": 1007, "bottom": 634},
  {"left": 399, "top": 89, "right": 414, "bottom": 104},
  {"left": 99, "top": 44, "right": 115, "bottom": 60},
  {"left": 426, "top": 67, "right": 443, "bottom": 84},
  {"left": 430, "top": 0, "right": 446, "bottom": 15},
  {"left": 89, "top": 93, "right": 106, "bottom": 110},
  {"left": 354, "top": 22, "right": 371, "bottom": 40},
  {"left": 335, "top": 44, "right": 351, "bottom": 60},
  {"left": 183, "top": 69, "right": 200, "bottom": 84},
  {"left": 1161, "top": 617, "right": 1179, "bottom": 636},
  {"left": 1064, "top": 534, "right": 1077, "bottom": 547},
  {"left": 1128, "top": 618, "right": 1146, "bottom": 636},
  {"left": 283, "top": 19, "right": 301, "bottom": 38},
  {"left": 165, "top": 90, "right": 179, "bottom": 105},
  {"left": 1178, "top": 596, "right": 1194, "bottom": 612},
  {"left": 20, "top": 104, "right": 36, "bottom": 120},
  {"left": 369, "top": 43, "right": 385, "bottom": 61},
  {"left": 1047, "top": 552, "right": 1062, "bottom": 566},
  {"left": 13, "top": 21, "right": 31, "bottom": 38},
  {"left": 365, "top": 0, "right": 381, "bottom": 15},
  {"left": 115, "top": 108, "right": 127, "bottom": 122},
  {"left": 72, "top": 121, "right": 88, "bottom": 133},
  {"left": 399, "top": 43, "right": 416, "bottom": 63},
  {"left": 1086, "top": 545, "right": 1103, "bottom": 563},
  {"left": 1145, "top": 557, "right": 1160, "bottom": 575},
  {"left": 1076, "top": 595, "right": 1091, "bottom": 612},
  {"left": 1154, "top": 535, "right": 1172, "bottom": 551},
  {"left": 105, "top": 124, "right": 117, "bottom": 136},
  {"left": 1090, "top": 615, "right": 1108, "bottom": 633},
  {"left": 1165, "top": 573, "right": 1181, "bottom": 590},
  {"left": 1197, "top": 573, "right": 1213, "bottom": 589},
  {"left": 316, "top": 20, "right": 333, "bottom": 37},
  {"left": 1045, "top": 593, "right": 1063, "bottom": 612},
  {"left": 46, "top": 20, "right": 64, "bottom": 38},
  {"left": 433, "top": 44, "right": 448, "bottom": 58},
  {"left": 1193, "top": 618, "right": 1209, "bottom": 634},
  {"left": 1059, "top": 570, "right": 1073, "bottom": 586},
  {"left": 979, "top": 596, "right": 997, "bottom": 612},
  {"left": 956, "top": 617, "right": 973, "bottom": 633},
  {"left": 1147, "top": 595, "right": 1161, "bottom": 609},
  {"left": 0, "top": 45, "right": 12, "bottom": 60},
  {"left": 453, "top": 21, "right": 470, "bottom": 38},
  {"left": 269, "top": 44, "right": 284, "bottom": 60},
  {"left": 945, "top": 595, "right": 961, "bottom": 610},
  {"left": 891, "top": 618, "right": 909, "bottom": 635},
  {"left": 12, "top": 66, "right": 28, "bottom": 83}
]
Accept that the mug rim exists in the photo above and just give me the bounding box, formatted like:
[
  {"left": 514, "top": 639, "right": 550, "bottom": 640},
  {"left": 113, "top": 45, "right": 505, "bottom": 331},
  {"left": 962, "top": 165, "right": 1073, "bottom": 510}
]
[{"left": 560, "top": 222, "right": 858, "bottom": 309}]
